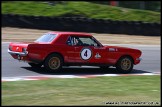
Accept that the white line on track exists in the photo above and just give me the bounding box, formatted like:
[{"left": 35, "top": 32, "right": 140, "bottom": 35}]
[{"left": 2, "top": 72, "right": 160, "bottom": 82}]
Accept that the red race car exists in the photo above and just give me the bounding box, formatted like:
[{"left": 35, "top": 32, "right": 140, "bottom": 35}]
[{"left": 8, "top": 32, "right": 142, "bottom": 73}]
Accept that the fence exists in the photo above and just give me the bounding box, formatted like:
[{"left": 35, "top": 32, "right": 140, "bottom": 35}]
[{"left": 2, "top": 14, "right": 160, "bottom": 36}]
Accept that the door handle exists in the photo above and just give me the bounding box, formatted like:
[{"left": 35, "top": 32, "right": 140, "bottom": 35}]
[{"left": 75, "top": 47, "right": 79, "bottom": 49}]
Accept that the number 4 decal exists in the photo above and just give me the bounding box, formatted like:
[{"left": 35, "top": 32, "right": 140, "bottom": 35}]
[
  {"left": 81, "top": 48, "right": 92, "bottom": 60},
  {"left": 84, "top": 50, "right": 88, "bottom": 57}
]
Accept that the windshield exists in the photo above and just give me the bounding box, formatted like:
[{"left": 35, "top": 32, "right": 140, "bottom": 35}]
[{"left": 35, "top": 33, "right": 57, "bottom": 42}]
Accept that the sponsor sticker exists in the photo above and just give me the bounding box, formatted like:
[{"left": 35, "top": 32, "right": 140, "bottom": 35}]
[{"left": 95, "top": 53, "right": 101, "bottom": 59}]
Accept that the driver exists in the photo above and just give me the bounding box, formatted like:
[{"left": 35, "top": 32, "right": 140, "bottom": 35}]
[{"left": 74, "top": 37, "right": 83, "bottom": 46}]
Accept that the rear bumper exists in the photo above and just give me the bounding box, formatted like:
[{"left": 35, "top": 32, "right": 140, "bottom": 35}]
[
  {"left": 8, "top": 49, "right": 28, "bottom": 56},
  {"left": 8, "top": 49, "right": 42, "bottom": 63}
]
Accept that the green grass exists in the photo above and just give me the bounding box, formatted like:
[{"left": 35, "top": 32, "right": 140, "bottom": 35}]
[
  {"left": 2, "top": 1, "right": 160, "bottom": 23},
  {"left": 2, "top": 75, "right": 160, "bottom": 106}
]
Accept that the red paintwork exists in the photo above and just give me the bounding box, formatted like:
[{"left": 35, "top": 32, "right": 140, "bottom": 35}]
[{"left": 8, "top": 32, "right": 142, "bottom": 66}]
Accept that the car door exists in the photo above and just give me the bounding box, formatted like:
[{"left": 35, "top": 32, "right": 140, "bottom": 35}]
[
  {"left": 65, "top": 36, "right": 77, "bottom": 63},
  {"left": 66, "top": 35, "right": 107, "bottom": 64},
  {"left": 74, "top": 44, "right": 106, "bottom": 64}
]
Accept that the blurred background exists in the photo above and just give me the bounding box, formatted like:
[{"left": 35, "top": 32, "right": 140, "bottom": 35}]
[
  {"left": 2, "top": 1, "right": 161, "bottom": 35},
  {"left": 88, "top": 1, "right": 161, "bottom": 12}
]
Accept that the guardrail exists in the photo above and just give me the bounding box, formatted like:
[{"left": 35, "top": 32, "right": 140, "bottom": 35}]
[{"left": 2, "top": 14, "right": 160, "bottom": 36}]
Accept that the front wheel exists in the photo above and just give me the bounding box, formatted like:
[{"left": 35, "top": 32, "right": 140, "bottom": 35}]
[
  {"left": 116, "top": 56, "right": 133, "bottom": 74},
  {"left": 44, "top": 54, "right": 63, "bottom": 72}
]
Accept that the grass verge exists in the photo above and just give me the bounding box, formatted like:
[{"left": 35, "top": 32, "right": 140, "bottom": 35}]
[
  {"left": 2, "top": 1, "right": 160, "bottom": 23},
  {"left": 2, "top": 75, "right": 160, "bottom": 106}
]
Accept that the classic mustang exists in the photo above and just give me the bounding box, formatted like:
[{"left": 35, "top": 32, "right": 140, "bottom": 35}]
[{"left": 8, "top": 32, "right": 142, "bottom": 73}]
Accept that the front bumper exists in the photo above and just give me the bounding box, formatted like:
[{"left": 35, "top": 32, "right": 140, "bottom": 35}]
[
  {"left": 136, "top": 57, "right": 142, "bottom": 61},
  {"left": 134, "top": 57, "right": 142, "bottom": 64},
  {"left": 8, "top": 49, "right": 28, "bottom": 56}
]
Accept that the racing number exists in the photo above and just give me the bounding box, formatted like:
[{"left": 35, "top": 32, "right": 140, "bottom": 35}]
[
  {"left": 81, "top": 48, "right": 92, "bottom": 60},
  {"left": 84, "top": 50, "right": 88, "bottom": 57}
]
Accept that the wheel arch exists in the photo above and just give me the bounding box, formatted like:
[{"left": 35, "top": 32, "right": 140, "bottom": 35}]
[
  {"left": 116, "top": 55, "right": 134, "bottom": 65},
  {"left": 44, "top": 52, "right": 64, "bottom": 63}
]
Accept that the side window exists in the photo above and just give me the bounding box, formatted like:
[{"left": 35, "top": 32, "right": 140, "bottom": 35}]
[
  {"left": 67, "top": 36, "right": 73, "bottom": 45},
  {"left": 66, "top": 36, "right": 101, "bottom": 47},
  {"left": 66, "top": 36, "right": 83, "bottom": 46},
  {"left": 73, "top": 37, "right": 83, "bottom": 46},
  {"left": 78, "top": 37, "right": 99, "bottom": 47}
]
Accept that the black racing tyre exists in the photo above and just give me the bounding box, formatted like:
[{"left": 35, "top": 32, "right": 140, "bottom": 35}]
[
  {"left": 116, "top": 56, "right": 133, "bottom": 74},
  {"left": 28, "top": 63, "right": 42, "bottom": 68},
  {"left": 44, "top": 54, "right": 63, "bottom": 72}
]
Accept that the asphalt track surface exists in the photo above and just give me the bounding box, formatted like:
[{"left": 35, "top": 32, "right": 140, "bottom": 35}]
[{"left": 2, "top": 42, "right": 160, "bottom": 77}]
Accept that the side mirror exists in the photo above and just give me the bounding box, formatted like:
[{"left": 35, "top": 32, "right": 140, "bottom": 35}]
[{"left": 94, "top": 44, "right": 99, "bottom": 47}]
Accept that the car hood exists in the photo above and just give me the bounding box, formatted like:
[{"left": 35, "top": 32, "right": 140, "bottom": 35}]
[{"left": 104, "top": 45, "right": 142, "bottom": 54}]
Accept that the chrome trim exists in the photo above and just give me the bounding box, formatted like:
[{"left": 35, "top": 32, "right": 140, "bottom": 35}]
[
  {"left": 8, "top": 49, "right": 28, "bottom": 56},
  {"left": 136, "top": 58, "right": 142, "bottom": 61}
]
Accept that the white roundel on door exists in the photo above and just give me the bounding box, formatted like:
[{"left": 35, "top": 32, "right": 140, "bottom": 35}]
[{"left": 80, "top": 48, "right": 92, "bottom": 60}]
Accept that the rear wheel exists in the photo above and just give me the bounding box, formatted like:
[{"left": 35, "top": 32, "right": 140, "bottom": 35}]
[
  {"left": 28, "top": 63, "right": 42, "bottom": 68},
  {"left": 116, "top": 56, "right": 133, "bottom": 74},
  {"left": 44, "top": 54, "right": 63, "bottom": 72}
]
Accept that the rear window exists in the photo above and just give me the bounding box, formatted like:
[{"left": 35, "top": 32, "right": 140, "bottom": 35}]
[{"left": 35, "top": 33, "right": 57, "bottom": 42}]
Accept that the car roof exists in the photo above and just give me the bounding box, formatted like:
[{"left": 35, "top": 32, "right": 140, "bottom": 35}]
[{"left": 48, "top": 31, "right": 92, "bottom": 36}]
